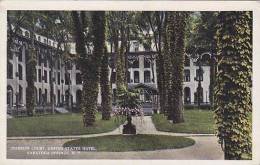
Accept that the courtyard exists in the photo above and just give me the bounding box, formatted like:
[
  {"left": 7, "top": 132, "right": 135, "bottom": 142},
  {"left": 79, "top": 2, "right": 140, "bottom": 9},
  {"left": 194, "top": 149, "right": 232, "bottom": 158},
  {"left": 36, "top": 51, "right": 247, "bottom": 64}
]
[{"left": 7, "top": 110, "right": 224, "bottom": 159}]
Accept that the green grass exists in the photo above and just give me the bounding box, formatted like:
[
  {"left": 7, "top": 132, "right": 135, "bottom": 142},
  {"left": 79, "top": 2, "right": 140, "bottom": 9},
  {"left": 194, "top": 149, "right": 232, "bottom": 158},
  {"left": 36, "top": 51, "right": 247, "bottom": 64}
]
[
  {"left": 7, "top": 113, "right": 125, "bottom": 137},
  {"left": 63, "top": 134, "right": 195, "bottom": 152},
  {"left": 152, "top": 110, "right": 215, "bottom": 134}
]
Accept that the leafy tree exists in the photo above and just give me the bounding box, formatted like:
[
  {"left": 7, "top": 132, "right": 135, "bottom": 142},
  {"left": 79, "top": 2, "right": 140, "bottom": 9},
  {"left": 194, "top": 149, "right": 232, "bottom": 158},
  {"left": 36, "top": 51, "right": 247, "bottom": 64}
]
[
  {"left": 117, "top": 86, "right": 142, "bottom": 110},
  {"left": 167, "top": 12, "right": 189, "bottom": 123},
  {"left": 215, "top": 11, "right": 252, "bottom": 160},
  {"left": 71, "top": 11, "right": 106, "bottom": 126}
]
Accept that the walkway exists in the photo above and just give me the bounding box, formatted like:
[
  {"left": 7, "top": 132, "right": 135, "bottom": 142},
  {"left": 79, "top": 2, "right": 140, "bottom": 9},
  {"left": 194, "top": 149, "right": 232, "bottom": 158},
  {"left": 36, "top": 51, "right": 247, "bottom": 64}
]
[{"left": 7, "top": 116, "right": 224, "bottom": 159}]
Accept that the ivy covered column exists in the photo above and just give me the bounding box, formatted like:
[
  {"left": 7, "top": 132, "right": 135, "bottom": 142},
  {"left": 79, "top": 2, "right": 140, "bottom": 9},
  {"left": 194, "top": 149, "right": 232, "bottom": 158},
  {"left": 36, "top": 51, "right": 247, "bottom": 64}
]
[{"left": 215, "top": 11, "right": 252, "bottom": 160}]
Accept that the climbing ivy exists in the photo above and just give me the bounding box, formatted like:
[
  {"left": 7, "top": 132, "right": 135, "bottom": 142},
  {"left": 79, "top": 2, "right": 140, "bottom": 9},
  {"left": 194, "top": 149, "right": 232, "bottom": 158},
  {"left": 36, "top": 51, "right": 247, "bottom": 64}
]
[
  {"left": 166, "top": 12, "right": 188, "bottom": 123},
  {"left": 26, "top": 45, "right": 37, "bottom": 116},
  {"left": 215, "top": 11, "right": 252, "bottom": 160},
  {"left": 101, "top": 46, "right": 112, "bottom": 120}
]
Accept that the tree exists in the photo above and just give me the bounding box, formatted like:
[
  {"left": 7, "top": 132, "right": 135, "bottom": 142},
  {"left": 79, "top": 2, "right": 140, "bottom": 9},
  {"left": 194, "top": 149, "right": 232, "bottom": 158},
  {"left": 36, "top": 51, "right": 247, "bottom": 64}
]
[
  {"left": 37, "top": 11, "right": 72, "bottom": 113},
  {"left": 72, "top": 11, "right": 105, "bottom": 126},
  {"left": 186, "top": 12, "right": 218, "bottom": 107},
  {"left": 166, "top": 12, "right": 189, "bottom": 123},
  {"left": 215, "top": 11, "right": 252, "bottom": 159},
  {"left": 8, "top": 11, "right": 40, "bottom": 116},
  {"left": 143, "top": 11, "right": 167, "bottom": 114},
  {"left": 100, "top": 46, "right": 112, "bottom": 120}
]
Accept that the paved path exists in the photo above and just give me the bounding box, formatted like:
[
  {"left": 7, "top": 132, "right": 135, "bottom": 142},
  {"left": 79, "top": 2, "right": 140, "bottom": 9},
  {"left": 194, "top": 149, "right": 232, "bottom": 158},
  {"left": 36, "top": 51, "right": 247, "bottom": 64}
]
[{"left": 7, "top": 116, "right": 224, "bottom": 159}]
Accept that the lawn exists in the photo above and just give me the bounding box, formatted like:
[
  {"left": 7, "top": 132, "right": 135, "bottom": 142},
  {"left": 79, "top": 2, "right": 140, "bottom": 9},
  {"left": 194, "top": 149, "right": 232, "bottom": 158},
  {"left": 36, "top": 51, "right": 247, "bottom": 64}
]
[
  {"left": 63, "top": 134, "right": 195, "bottom": 152},
  {"left": 7, "top": 113, "right": 125, "bottom": 137},
  {"left": 152, "top": 110, "right": 215, "bottom": 134}
]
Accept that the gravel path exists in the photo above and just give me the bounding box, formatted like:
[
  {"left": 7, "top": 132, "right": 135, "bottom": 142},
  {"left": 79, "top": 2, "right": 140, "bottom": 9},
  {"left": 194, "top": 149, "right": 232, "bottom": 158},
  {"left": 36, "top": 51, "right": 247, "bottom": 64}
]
[{"left": 7, "top": 116, "right": 224, "bottom": 159}]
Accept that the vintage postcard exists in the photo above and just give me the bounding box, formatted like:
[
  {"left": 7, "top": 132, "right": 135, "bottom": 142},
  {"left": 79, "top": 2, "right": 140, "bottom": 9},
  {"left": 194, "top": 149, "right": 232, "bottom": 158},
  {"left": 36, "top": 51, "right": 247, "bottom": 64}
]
[{"left": 0, "top": 1, "right": 260, "bottom": 165}]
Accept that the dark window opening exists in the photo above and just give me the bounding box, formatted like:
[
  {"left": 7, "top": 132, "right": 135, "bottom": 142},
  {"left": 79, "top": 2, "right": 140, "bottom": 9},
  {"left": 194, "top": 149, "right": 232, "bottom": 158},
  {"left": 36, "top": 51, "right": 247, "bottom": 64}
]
[
  {"left": 134, "top": 71, "right": 139, "bottom": 83},
  {"left": 18, "top": 64, "right": 23, "bottom": 80},
  {"left": 76, "top": 73, "right": 82, "bottom": 84},
  {"left": 185, "top": 56, "right": 190, "bottom": 66},
  {"left": 132, "top": 59, "right": 139, "bottom": 68},
  {"left": 65, "top": 73, "right": 70, "bottom": 85},
  {"left": 184, "top": 69, "right": 190, "bottom": 82},
  {"left": 111, "top": 71, "right": 116, "bottom": 83},
  {"left": 7, "top": 62, "right": 13, "bottom": 79},
  {"left": 144, "top": 71, "right": 151, "bottom": 83},
  {"left": 196, "top": 69, "right": 203, "bottom": 81},
  {"left": 144, "top": 58, "right": 150, "bottom": 68},
  {"left": 57, "top": 72, "right": 61, "bottom": 85}
]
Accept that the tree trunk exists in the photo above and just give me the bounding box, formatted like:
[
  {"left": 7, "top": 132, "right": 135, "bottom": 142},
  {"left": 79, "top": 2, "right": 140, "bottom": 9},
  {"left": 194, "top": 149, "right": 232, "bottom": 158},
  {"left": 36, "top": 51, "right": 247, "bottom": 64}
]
[
  {"left": 72, "top": 11, "right": 106, "bottom": 126},
  {"left": 101, "top": 47, "right": 112, "bottom": 120},
  {"left": 167, "top": 12, "right": 187, "bottom": 123},
  {"left": 215, "top": 11, "right": 252, "bottom": 160},
  {"left": 26, "top": 17, "right": 37, "bottom": 116}
]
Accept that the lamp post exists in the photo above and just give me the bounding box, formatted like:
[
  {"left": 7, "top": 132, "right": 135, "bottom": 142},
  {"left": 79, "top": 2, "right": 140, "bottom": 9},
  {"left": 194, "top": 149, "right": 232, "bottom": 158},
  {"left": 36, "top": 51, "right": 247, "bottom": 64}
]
[{"left": 194, "top": 53, "right": 203, "bottom": 110}]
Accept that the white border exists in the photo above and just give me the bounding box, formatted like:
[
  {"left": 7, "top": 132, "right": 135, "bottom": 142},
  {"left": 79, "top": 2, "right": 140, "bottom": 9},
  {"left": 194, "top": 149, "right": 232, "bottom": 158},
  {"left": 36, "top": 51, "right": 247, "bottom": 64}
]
[{"left": 0, "top": 1, "right": 260, "bottom": 165}]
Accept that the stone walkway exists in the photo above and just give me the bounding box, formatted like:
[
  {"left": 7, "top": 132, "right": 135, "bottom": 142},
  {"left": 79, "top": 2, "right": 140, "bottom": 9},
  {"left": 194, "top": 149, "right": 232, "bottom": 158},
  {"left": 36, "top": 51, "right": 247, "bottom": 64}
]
[{"left": 7, "top": 116, "right": 224, "bottom": 159}]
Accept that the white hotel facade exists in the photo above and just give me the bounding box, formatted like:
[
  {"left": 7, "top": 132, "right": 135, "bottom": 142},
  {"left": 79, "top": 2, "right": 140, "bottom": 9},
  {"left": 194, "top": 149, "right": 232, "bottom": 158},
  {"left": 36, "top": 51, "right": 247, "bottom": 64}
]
[{"left": 7, "top": 27, "right": 211, "bottom": 112}]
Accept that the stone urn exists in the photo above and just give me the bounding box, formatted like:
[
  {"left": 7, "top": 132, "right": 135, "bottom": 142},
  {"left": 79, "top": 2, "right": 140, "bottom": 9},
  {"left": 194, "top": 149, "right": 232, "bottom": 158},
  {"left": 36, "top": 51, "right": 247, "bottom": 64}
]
[{"left": 122, "top": 115, "right": 136, "bottom": 134}]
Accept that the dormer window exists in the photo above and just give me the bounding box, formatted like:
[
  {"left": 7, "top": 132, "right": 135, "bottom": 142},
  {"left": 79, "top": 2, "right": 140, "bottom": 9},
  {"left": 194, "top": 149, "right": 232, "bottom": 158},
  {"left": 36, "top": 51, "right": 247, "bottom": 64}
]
[{"left": 38, "top": 36, "right": 41, "bottom": 41}]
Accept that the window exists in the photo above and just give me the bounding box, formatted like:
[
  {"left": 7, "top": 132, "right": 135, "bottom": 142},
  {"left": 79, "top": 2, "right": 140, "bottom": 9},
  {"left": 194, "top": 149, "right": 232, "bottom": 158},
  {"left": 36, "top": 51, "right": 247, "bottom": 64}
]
[
  {"left": 38, "top": 69, "right": 42, "bottom": 82},
  {"left": 7, "top": 62, "right": 13, "bottom": 79},
  {"left": 49, "top": 71, "right": 52, "bottom": 83},
  {"left": 38, "top": 36, "right": 41, "bottom": 42},
  {"left": 57, "top": 72, "right": 61, "bottom": 85},
  {"left": 19, "top": 85, "right": 23, "bottom": 104},
  {"left": 44, "top": 70, "right": 47, "bottom": 83},
  {"left": 185, "top": 56, "right": 190, "bottom": 66},
  {"left": 76, "top": 73, "right": 82, "bottom": 84},
  {"left": 184, "top": 69, "right": 190, "bottom": 82},
  {"left": 184, "top": 87, "right": 191, "bottom": 104},
  {"left": 144, "top": 58, "right": 150, "bottom": 68},
  {"left": 144, "top": 71, "right": 151, "bottom": 83},
  {"left": 133, "top": 41, "right": 139, "bottom": 52},
  {"left": 132, "top": 59, "right": 139, "bottom": 68},
  {"left": 196, "top": 69, "right": 203, "bottom": 81},
  {"left": 44, "top": 39, "right": 47, "bottom": 44},
  {"left": 134, "top": 71, "right": 139, "bottom": 83},
  {"left": 127, "top": 71, "right": 131, "bottom": 83},
  {"left": 39, "top": 88, "right": 42, "bottom": 104},
  {"left": 18, "top": 48, "right": 23, "bottom": 62},
  {"left": 44, "top": 89, "right": 48, "bottom": 103},
  {"left": 57, "top": 60, "right": 61, "bottom": 69},
  {"left": 18, "top": 64, "right": 23, "bottom": 80},
  {"left": 65, "top": 73, "right": 70, "bottom": 85},
  {"left": 7, "top": 85, "right": 13, "bottom": 106},
  {"left": 111, "top": 71, "right": 116, "bottom": 83},
  {"left": 58, "top": 90, "right": 60, "bottom": 104}
]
